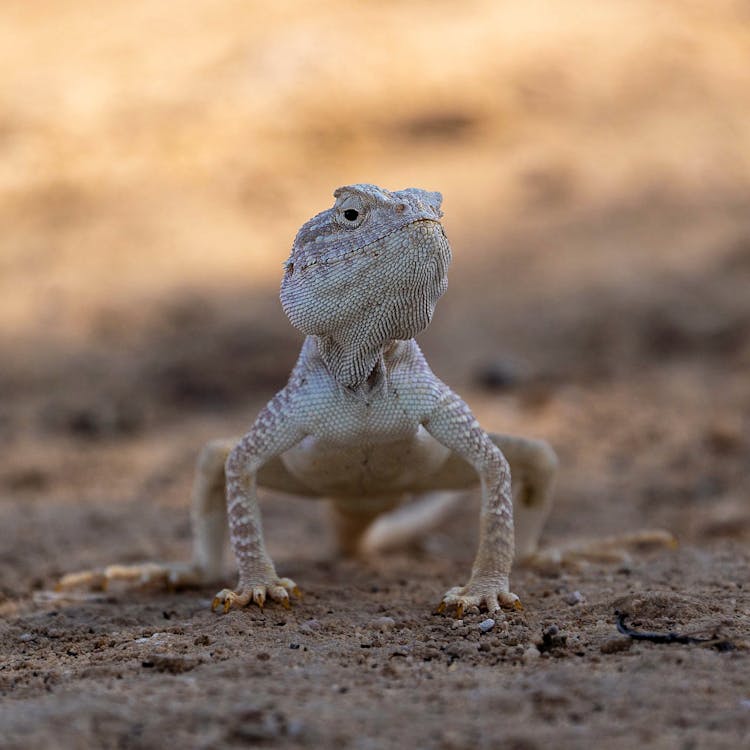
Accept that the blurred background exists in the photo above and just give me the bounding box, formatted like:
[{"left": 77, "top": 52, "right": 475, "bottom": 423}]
[{"left": 1, "top": 0, "right": 749, "bottom": 589}]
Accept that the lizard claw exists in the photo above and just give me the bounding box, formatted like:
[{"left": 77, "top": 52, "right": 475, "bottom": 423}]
[
  {"left": 211, "top": 577, "right": 300, "bottom": 614},
  {"left": 438, "top": 580, "right": 521, "bottom": 618},
  {"left": 252, "top": 587, "right": 266, "bottom": 609}
]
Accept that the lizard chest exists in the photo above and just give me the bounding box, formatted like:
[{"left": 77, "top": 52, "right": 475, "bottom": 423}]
[
  {"left": 298, "top": 380, "right": 424, "bottom": 444},
  {"left": 280, "top": 426, "right": 450, "bottom": 497}
]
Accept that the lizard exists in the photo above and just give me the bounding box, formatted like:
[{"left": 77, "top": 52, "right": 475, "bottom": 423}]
[{"left": 57, "top": 184, "right": 672, "bottom": 615}]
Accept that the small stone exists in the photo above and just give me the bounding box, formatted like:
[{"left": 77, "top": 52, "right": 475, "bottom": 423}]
[
  {"left": 523, "top": 646, "right": 541, "bottom": 660},
  {"left": 564, "top": 591, "right": 584, "bottom": 606},
  {"left": 600, "top": 637, "right": 633, "bottom": 654},
  {"left": 450, "top": 619, "right": 465, "bottom": 629},
  {"left": 18, "top": 633, "right": 35, "bottom": 642},
  {"left": 537, "top": 625, "right": 567, "bottom": 653},
  {"left": 287, "top": 719, "right": 305, "bottom": 738},
  {"left": 479, "top": 618, "right": 495, "bottom": 633},
  {"left": 299, "top": 619, "right": 321, "bottom": 633}
]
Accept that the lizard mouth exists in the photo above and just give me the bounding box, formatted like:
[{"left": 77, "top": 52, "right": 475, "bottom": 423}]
[
  {"left": 291, "top": 218, "right": 445, "bottom": 272},
  {"left": 280, "top": 215, "right": 451, "bottom": 341}
]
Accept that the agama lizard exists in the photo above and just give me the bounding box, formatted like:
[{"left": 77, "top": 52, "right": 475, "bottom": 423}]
[{"left": 59, "top": 184, "right": 567, "bottom": 616}]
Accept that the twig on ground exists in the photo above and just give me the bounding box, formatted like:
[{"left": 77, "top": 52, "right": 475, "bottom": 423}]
[{"left": 614, "top": 610, "right": 735, "bottom": 651}]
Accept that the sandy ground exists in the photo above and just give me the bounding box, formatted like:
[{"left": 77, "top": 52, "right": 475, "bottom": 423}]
[{"left": 1, "top": 1, "right": 749, "bottom": 748}]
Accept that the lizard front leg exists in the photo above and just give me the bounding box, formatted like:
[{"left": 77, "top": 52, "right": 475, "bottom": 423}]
[
  {"left": 212, "top": 388, "right": 306, "bottom": 613},
  {"left": 424, "top": 391, "right": 521, "bottom": 617}
]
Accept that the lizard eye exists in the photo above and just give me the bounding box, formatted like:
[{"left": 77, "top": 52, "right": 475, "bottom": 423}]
[{"left": 336, "top": 196, "right": 366, "bottom": 228}]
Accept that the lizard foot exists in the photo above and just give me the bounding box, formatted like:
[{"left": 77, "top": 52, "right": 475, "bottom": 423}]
[
  {"left": 212, "top": 577, "right": 301, "bottom": 614},
  {"left": 437, "top": 580, "right": 523, "bottom": 618},
  {"left": 520, "top": 529, "right": 678, "bottom": 570},
  {"left": 56, "top": 562, "right": 208, "bottom": 592}
]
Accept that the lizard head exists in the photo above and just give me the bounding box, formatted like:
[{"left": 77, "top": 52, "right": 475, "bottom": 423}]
[{"left": 280, "top": 185, "right": 452, "bottom": 365}]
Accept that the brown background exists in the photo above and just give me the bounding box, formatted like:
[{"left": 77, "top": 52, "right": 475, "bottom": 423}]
[{"left": 1, "top": 1, "right": 749, "bottom": 747}]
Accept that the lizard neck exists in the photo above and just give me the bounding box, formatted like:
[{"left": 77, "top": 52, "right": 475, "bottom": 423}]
[{"left": 315, "top": 333, "right": 400, "bottom": 389}]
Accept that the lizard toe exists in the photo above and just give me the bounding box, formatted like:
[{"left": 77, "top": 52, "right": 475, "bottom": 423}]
[{"left": 211, "top": 576, "right": 300, "bottom": 614}]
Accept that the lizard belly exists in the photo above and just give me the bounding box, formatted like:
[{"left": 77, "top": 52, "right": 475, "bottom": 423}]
[{"left": 280, "top": 426, "right": 451, "bottom": 497}]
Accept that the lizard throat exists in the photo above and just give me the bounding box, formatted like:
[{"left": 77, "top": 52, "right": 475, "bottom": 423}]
[{"left": 315, "top": 334, "right": 392, "bottom": 390}]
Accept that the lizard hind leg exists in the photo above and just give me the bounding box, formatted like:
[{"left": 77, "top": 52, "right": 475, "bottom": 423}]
[
  {"left": 356, "top": 435, "right": 557, "bottom": 561},
  {"left": 487, "top": 435, "right": 676, "bottom": 568},
  {"left": 404, "top": 432, "right": 559, "bottom": 563},
  {"left": 489, "top": 433, "right": 559, "bottom": 561},
  {"left": 57, "top": 437, "right": 236, "bottom": 593},
  {"left": 329, "top": 495, "right": 403, "bottom": 557},
  {"left": 488, "top": 435, "right": 677, "bottom": 569},
  {"left": 110, "top": 436, "right": 234, "bottom": 587},
  {"left": 358, "top": 492, "right": 460, "bottom": 556}
]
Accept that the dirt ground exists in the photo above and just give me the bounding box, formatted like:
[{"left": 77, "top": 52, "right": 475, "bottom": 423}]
[{"left": 1, "top": 2, "right": 749, "bottom": 748}]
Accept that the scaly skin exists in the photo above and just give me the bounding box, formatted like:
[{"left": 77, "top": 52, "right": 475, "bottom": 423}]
[
  {"left": 57, "top": 186, "right": 677, "bottom": 612},
  {"left": 60, "top": 184, "right": 576, "bottom": 615},
  {"left": 213, "top": 184, "right": 522, "bottom": 615}
]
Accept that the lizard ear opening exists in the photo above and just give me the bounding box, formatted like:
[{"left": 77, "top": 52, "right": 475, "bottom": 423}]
[
  {"left": 424, "top": 191, "right": 443, "bottom": 218},
  {"left": 423, "top": 190, "right": 442, "bottom": 210},
  {"left": 397, "top": 188, "right": 443, "bottom": 219}
]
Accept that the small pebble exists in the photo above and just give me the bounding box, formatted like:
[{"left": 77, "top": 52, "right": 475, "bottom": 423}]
[
  {"left": 523, "top": 646, "right": 540, "bottom": 660},
  {"left": 538, "top": 625, "right": 567, "bottom": 653},
  {"left": 18, "top": 633, "right": 35, "bottom": 642},
  {"left": 479, "top": 618, "right": 495, "bottom": 633},
  {"left": 564, "top": 591, "right": 584, "bottom": 606},
  {"left": 299, "top": 619, "right": 321, "bottom": 633}
]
